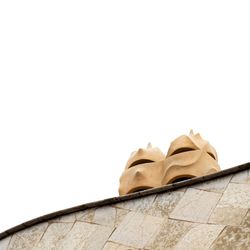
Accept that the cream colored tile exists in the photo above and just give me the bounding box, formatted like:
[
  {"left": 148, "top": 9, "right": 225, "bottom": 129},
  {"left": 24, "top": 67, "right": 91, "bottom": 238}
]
[
  {"left": 35, "top": 222, "right": 73, "bottom": 249},
  {"left": 103, "top": 241, "right": 137, "bottom": 250},
  {"left": 217, "top": 183, "right": 250, "bottom": 209},
  {"left": 209, "top": 206, "right": 248, "bottom": 226},
  {"left": 231, "top": 170, "right": 250, "bottom": 184},
  {"left": 110, "top": 211, "right": 163, "bottom": 249},
  {"left": 0, "top": 236, "right": 11, "bottom": 250},
  {"left": 93, "top": 206, "right": 128, "bottom": 228},
  {"left": 193, "top": 175, "right": 232, "bottom": 193},
  {"left": 170, "top": 188, "right": 221, "bottom": 223},
  {"left": 8, "top": 222, "right": 48, "bottom": 250},
  {"left": 211, "top": 226, "right": 250, "bottom": 250},
  {"left": 146, "top": 191, "right": 185, "bottom": 217},
  {"left": 75, "top": 208, "right": 95, "bottom": 223},
  {"left": 56, "top": 221, "right": 113, "bottom": 250},
  {"left": 147, "top": 219, "right": 195, "bottom": 250},
  {"left": 174, "top": 224, "right": 224, "bottom": 250},
  {"left": 93, "top": 206, "right": 116, "bottom": 227}
]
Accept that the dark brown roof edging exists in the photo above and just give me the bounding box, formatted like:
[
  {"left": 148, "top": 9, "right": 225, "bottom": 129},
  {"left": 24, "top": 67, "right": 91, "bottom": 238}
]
[{"left": 0, "top": 162, "right": 249, "bottom": 241}]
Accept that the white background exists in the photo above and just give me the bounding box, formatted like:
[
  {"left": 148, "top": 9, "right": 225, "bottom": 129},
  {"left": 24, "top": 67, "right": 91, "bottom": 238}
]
[{"left": 0, "top": 1, "right": 250, "bottom": 232}]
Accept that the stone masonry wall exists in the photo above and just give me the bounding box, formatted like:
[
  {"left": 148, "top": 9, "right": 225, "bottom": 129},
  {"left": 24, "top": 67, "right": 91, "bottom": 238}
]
[{"left": 0, "top": 168, "right": 250, "bottom": 249}]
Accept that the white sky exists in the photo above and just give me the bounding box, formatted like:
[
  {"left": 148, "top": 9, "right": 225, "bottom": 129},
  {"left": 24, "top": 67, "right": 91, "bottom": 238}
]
[{"left": 0, "top": 1, "right": 250, "bottom": 233}]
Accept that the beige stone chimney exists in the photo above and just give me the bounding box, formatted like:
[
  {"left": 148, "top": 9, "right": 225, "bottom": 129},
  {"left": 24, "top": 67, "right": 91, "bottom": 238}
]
[{"left": 119, "top": 131, "right": 220, "bottom": 195}]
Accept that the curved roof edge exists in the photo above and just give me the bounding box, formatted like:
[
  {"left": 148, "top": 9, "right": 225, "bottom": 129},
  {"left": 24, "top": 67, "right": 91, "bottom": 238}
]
[{"left": 1, "top": 162, "right": 250, "bottom": 240}]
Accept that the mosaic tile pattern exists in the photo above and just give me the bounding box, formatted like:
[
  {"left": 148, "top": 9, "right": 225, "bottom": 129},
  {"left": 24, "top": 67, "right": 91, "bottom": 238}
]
[{"left": 1, "top": 169, "right": 250, "bottom": 250}]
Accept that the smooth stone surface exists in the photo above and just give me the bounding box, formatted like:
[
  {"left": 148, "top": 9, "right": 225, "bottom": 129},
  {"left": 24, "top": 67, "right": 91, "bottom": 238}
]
[
  {"left": 0, "top": 236, "right": 11, "bottom": 250},
  {"left": 110, "top": 211, "right": 163, "bottom": 249},
  {"left": 54, "top": 221, "right": 113, "bottom": 250},
  {"left": 211, "top": 226, "right": 250, "bottom": 249},
  {"left": 170, "top": 188, "right": 221, "bottom": 223},
  {"left": 93, "top": 206, "right": 128, "bottom": 227},
  {"left": 216, "top": 183, "right": 250, "bottom": 209},
  {"left": 8, "top": 223, "right": 48, "bottom": 250},
  {"left": 75, "top": 208, "right": 95, "bottom": 222},
  {"left": 231, "top": 170, "right": 250, "bottom": 184},
  {"left": 174, "top": 224, "right": 224, "bottom": 250},
  {"left": 193, "top": 175, "right": 232, "bottom": 193},
  {"left": 35, "top": 222, "right": 73, "bottom": 249}
]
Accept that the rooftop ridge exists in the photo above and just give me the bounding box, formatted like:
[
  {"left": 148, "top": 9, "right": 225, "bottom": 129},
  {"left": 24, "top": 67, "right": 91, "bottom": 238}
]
[{"left": 0, "top": 162, "right": 249, "bottom": 241}]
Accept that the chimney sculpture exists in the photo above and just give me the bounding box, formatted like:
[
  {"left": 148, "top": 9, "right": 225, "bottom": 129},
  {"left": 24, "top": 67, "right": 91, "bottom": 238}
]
[{"left": 119, "top": 131, "right": 220, "bottom": 195}]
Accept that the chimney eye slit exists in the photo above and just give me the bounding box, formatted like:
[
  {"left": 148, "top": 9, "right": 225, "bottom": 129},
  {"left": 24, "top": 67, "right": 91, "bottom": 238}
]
[
  {"left": 170, "top": 147, "right": 194, "bottom": 156},
  {"left": 128, "top": 159, "right": 154, "bottom": 168},
  {"left": 207, "top": 152, "right": 216, "bottom": 160}
]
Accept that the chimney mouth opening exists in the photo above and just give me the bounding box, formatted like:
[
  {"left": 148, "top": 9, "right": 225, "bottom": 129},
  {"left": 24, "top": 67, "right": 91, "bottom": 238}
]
[
  {"left": 169, "top": 175, "right": 195, "bottom": 184},
  {"left": 128, "top": 186, "right": 152, "bottom": 194}
]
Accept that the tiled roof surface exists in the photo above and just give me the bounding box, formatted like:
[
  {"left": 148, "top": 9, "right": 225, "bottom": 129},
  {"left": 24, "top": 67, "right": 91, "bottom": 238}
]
[{"left": 0, "top": 162, "right": 250, "bottom": 249}]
